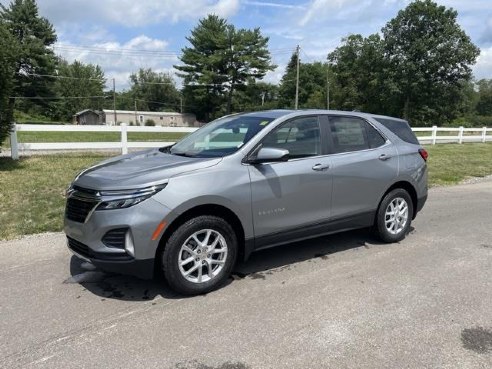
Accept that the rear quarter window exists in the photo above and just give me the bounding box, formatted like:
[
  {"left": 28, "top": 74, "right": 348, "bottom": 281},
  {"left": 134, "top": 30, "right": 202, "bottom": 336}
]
[{"left": 374, "top": 118, "right": 420, "bottom": 145}]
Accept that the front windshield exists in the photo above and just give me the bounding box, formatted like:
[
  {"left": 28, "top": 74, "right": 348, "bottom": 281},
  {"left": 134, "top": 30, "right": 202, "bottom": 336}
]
[{"left": 170, "top": 115, "right": 274, "bottom": 158}]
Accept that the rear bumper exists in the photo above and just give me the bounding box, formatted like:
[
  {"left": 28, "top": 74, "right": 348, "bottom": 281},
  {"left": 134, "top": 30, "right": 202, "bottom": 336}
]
[
  {"left": 67, "top": 237, "right": 155, "bottom": 279},
  {"left": 415, "top": 194, "right": 428, "bottom": 216}
]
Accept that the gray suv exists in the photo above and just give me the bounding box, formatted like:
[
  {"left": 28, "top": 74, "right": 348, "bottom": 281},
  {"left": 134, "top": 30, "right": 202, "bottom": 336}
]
[{"left": 65, "top": 110, "right": 428, "bottom": 295}]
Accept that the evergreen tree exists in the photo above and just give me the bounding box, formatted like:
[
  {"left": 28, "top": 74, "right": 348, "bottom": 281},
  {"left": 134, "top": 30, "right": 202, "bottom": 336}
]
[
  {"left": 1, "top": 0, "right": 57, "bottom": 115},
  {"left": 175, "top": 15, "right": 275, "bottom": 120},
  {"left": 0, "top": 21, "right": 19, "bottom": 146}
]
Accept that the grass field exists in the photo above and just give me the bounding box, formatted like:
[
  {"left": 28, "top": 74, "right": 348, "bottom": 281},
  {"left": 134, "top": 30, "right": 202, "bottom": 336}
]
[
  {"left": 2, "top": 131, "right": 189, "bottom": 148},
  {"left": 0, "top": 143, "right": 491, "bottom": 240}
]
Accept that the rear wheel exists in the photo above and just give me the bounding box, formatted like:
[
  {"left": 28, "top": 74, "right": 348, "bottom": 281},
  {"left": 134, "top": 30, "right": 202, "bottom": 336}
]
[
  {"left": 161, "top": 215, "right": 237, "bottom": 295},
  {"left": 374, "top": 188, "right": 413, "bottom": 243}
]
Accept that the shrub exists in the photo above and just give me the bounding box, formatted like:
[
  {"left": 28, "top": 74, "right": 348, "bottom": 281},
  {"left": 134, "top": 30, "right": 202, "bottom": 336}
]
[
  {"left": 145, "top": 119, "right": 156, "bottom": 126},
  {"left": 450, "top": 115, "right": 492, "bottom": 128}
]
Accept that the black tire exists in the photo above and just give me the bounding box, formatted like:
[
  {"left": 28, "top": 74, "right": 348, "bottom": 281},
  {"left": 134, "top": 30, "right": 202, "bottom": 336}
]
[
  {"left": 161, "top": 215, "right": 238, "bottom": 295},
  {"left": 374, "top": 188, "right": 414, "bottom": 243}
]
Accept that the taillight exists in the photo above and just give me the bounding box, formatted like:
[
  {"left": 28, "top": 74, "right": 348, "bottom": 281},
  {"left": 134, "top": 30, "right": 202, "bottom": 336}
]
[{"left": 418, "top": 148, "right": 428, "bottom": 162}]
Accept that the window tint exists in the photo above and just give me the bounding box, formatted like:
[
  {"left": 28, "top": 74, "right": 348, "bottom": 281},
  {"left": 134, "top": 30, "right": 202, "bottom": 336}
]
[
  {"left": 263, "top": 116, "right": 321, "bottom": 159},
  {"left": 366, "top": 123, "right": 386, "bottom": 148},
  {"left": 374, "top": 118, "right": 419, "bottom": 145},
  {"left": 329, "top": 116, "right": 385, "bottom": 153}
]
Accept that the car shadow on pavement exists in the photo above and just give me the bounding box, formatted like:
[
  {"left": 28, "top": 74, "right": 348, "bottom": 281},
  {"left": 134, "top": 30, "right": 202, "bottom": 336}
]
[
  {"left": 68, "top": 256, "right": 182, "bottom": 301},
  {"left": 68, "top": 227, "right": 404, "bottom": 302},
  {"left": 233, "top": 227, "right": 389, "bottom": 279}
]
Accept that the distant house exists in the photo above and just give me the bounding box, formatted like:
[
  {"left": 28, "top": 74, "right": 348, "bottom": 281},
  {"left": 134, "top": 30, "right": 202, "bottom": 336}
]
[
  {"left": 73, "top": 110, "right": 103, "bottom": 125},
  {"left": 102, "top": 110, "right": 197, "bottom": 127}
]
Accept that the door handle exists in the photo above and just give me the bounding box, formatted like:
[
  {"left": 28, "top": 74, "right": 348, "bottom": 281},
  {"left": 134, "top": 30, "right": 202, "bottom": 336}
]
[
  {"left": 379, "top": 154, "right": 391, "bottom": 161},
  {"left": 312, "top": 163, "right": 330, "bottom": 171}
]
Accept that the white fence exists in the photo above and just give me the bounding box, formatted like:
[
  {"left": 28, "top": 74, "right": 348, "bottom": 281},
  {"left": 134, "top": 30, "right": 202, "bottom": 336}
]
[
  {"left": 7, "top": 123, "right": 492, "bottom": 160},
  {"left": 9, "top": 123, "right": 198, "bottom": 160},
  {"left": 413, "top": 126, "right": 491, "bottom": 145}
]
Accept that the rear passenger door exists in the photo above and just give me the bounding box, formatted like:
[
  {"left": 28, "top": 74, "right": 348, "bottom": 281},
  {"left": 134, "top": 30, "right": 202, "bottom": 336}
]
[{"left": 326, "top": 115, "right": 398, "bottom": 221}]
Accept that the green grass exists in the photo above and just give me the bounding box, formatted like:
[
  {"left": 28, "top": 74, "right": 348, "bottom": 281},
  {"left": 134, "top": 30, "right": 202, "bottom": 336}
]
[
  {"left": 425, "top": 143, "right": 492, "bottom": 186},
  {"left": 2, "top": 131, "right": 188, "bottom": 148},
  {"left": 0, "top": 142, "right": 491, "bottom": 240},
  {"left": 0, "top": 154, "right": 109, "bottom": 240}
]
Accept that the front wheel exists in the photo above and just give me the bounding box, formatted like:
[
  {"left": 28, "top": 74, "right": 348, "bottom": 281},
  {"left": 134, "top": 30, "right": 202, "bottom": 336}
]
[
  {"left": 374, "top": 188, "right": 413, "bottom": 243},
  {"left": 161, "top": 215, "right": 238, "bottom": 295}
]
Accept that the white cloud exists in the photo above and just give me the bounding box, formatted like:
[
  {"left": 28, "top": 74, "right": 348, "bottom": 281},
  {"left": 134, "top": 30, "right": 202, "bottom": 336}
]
[
  {"left": 54, "top": 35, "right": 179, "bottom": 90},
  {"left": 473, "top": 46, "right": 492, "bottom": 79},
  {"left": 243, "top": 1, "right": 306, "bottom": 10},
  {"left": 36, "top": 0, "right": 240, "bottom": 27},
  {"left": 299, "top": 0, "right": 363, "bottom": 26}
]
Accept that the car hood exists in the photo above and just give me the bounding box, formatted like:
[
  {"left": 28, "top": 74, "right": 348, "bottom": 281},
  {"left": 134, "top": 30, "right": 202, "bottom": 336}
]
[{"left": 73, "top": 148, "right": 222, "bottom": 190}]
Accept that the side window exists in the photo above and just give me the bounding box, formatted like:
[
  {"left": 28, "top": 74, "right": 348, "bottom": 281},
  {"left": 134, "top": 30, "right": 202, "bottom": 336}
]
[
  {"left": 366, "top": 123, "right": 386, "bottom": 148},
  {"left": 329, "top": 117, "right": 385, "bottom": 153},
  {"left": 263, "top": 116, "right": 321, "bottom": 159}
]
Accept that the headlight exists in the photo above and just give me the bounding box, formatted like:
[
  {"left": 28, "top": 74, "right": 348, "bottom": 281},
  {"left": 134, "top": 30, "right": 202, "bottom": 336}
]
[{"left": 96, "top": 184, "right": 167, "bottom": 210}]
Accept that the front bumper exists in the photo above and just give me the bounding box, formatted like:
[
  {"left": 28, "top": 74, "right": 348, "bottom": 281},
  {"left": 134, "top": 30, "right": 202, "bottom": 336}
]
[
  {"left": 67, "top": 236, "right": 155, "bottom": 279},
  {"left": 64, "top": 198, "right": 172, "bottom": 279}
]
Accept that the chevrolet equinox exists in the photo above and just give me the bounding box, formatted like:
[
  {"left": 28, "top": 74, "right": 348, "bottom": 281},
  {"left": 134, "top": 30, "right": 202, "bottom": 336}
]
[{"left": 65, "top": 110, "right": 428, "bottom": 295}]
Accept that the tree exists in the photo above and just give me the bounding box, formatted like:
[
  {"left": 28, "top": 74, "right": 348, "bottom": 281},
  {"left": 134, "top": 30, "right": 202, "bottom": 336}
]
[
  {"left": 0, "top": 22, "right": 19, "bottom": 146},
  {"left": 232, "top": 81, "right": 279, "bottom": 111},
  {"left": 50, "top": 59, "right": 106, "bottom": 121},
  {"left": 278, "top": 52, "right": 329, "bottom": 109},
  {"left": 382, "top": 0, "right": 480, "bottom": 125},
  {"left": 328, "top": 34, "right": 390, "bottom": 113},
  {"left": 129, "top": 68, "right": 180, "bottom": 112},
  {"left": 475, "top": 79, "right": 492, "bottom": 116},
  {"left": 0, "top": 0, "right": 57, "bottom": 115},
  {"left": 175, "top": 15, "right": 275, "bottom": 120}
]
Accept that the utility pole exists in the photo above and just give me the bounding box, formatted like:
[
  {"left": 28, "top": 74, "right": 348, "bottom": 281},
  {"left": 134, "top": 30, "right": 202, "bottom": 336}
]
[
  {"left": 326, "top": 69, "right": 330, "bottom": 110},
  {"left": 180, "top": 96, "right": 183, "bottom": 113},
  {"left": 261, "top": 92, "right": 266, "bottom": 106},
  {"left": 134, "top": 100, "right": 138, "bottom": 125},
  {"left": 112, "top": 78, "right": 117, "bottom": 125},
  {"left": 295, "top": 45, "right": 300, "bottom": 110}
]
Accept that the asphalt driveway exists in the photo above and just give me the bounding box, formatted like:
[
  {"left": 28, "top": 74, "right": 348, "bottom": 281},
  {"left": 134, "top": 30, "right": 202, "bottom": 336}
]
[{"left": 0, "top": 180, "right": 491, "bottom": 369}]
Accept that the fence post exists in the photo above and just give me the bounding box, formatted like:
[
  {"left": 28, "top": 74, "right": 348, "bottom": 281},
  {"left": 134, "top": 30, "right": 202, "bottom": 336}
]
[
  {"left": 458, "top": 126, "right": 464, "bottom": 144},
  {"left": 121, "top": 123, "right": 128, "bottom": 155},
  {"left": 431, "top": 125, "right": 437, "bottom": 145},
  {"left": 10, "top": 123, "right": 19, "bottom": 160},
  {"left": 482, "top": 126, "right": 487, "bottom": 143}
]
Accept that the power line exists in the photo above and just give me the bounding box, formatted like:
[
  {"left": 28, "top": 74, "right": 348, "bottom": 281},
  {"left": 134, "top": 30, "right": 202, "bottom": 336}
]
[
  {"left": 10, "top": 95, "right": 108, "bottom": 100},
  {"left": 300, "top": 48, "right": 320, "bottom": 63},
  {"left": 16, "top": 72, "right": 105, "bottom": 82},
  {"left": 52, "top": 45, "right": 295, "bottom": 58}
]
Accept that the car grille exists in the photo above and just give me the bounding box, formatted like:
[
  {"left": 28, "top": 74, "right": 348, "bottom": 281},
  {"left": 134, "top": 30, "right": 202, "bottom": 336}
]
[
  {"left": 67, "top": 236, "right": 92, "bottom": 257},
  {"left": 65, "top": 197, "right": 99, "bottom": 223},
  {"left": 67, "top": 237, "right": 132, "bottom": 261},
  {"left": 102, "top": 228, "right": 128, "bottom": 249}
]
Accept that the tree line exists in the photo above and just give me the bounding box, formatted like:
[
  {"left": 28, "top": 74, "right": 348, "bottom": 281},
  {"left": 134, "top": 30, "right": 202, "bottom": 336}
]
[{"left": 1, "top": 0, "right": 492, "bottom": 146}]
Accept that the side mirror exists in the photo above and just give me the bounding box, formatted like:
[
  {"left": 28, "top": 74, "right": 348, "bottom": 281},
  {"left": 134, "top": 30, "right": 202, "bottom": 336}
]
[{"left": 248, "top": 147, "right": 289, "bottom": 164}]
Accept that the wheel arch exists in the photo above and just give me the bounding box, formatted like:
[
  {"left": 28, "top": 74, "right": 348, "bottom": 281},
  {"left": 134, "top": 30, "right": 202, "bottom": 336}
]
[
  {"left": 154, "top": 204, "right": 246, "bottom": 274},
  {"left": 379, "top": 181, "right": 418, "bottom": 220}
]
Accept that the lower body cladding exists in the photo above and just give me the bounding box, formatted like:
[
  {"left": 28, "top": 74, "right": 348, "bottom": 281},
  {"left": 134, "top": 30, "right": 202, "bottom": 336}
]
[{"left": 64, "top": 198, "right": 171, "bottom": 280}]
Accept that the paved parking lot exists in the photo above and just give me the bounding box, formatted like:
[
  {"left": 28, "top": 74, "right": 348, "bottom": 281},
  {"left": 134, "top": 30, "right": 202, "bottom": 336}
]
[{"left": 1, "top": 180, "right": 491, "bottom": 369}]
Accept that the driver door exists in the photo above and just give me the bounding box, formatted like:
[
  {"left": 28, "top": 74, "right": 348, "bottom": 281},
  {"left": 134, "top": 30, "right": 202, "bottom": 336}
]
[{"left": 247, "top": 116, "right": 333, "bottom": 247}]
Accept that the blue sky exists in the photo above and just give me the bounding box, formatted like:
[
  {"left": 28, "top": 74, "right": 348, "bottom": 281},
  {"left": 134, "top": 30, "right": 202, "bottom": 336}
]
[{"left": 2, "top": 0, "right": 492, "bottom": 89}]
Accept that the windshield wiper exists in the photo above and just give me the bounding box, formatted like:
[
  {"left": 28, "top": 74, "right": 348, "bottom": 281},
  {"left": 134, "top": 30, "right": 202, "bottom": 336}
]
[{"left": 171, "top": 151, "right": 196, "bottom": 158}]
